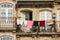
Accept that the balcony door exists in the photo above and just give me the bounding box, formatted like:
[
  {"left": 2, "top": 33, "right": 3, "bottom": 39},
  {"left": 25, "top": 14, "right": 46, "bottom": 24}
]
[
  {"left": 0, "top": 3, "right": 14, "bottom": 27},
  {"left": 39, "top": 10, "right": 52, "bottom": 31},
  {"left": 20, "top": 11, "right": 32, "bottom": 20}
]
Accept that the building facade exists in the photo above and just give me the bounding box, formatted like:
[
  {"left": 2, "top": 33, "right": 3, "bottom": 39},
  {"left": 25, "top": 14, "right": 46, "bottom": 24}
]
[{"left": 0, "top": 0, "right": 60, "bottom": 40}]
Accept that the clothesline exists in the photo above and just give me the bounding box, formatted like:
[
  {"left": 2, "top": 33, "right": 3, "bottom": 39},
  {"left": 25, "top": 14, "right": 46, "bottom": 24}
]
[{"left": 17, "top": 19, "right": 54, "bottom": 27}]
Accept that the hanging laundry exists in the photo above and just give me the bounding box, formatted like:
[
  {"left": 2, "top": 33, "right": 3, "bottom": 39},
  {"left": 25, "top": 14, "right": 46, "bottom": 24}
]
[
  {"left": 23, "top": 20, "right": 27, "bottom": 26},
  {"left": 46, "top": 19, "right": 53, "bottom": 26},
  {"left": 21, "top": 25, "right": 31, "bottom": 32},
  {"left": 39, "top": 27, "right": 45, "bottom": 32},
  {"left": 20, "top": 20, "right": 32, "bottom": 32},
  {"left": 45, "top": 21, "right": 52, "bottom": 32},
  {"left": 46, "top": 19, "right": 53, "bottom": 23},
  {"left": 38, "top": 21, "right": 45, "bottom": 27},
  {"left": 46, "top": 26, "right": 52, "bottom": 32},
  {"left": 27, "top": 20, "right": 33, "bottom": 28},
  {"left": 17, "top": 18, "right": 20, "bottom": 25},
  {"left": 38, "top": 21, "right": 45, "bottom": 32},
  {"left": 17, "top": 18, "right": 24, "bottom": 25},
  {"left": 52, "top": 15, "right": 56, "bottom": 19},
  {"left": 47, "top": 22, "right": 54, "bottom": 26},
  {"left": 33, "top": 21, "right": 38, "bottom": 27},
  {"left": 17, "top": 18, "right": 24, "bottom": 31}
]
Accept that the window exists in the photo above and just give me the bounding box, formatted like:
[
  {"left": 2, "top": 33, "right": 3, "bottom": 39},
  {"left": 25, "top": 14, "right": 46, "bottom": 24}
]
[
  {"left": 0, "top": 3, "right": 13, "bottom": 17},
  {"left": 0, "top": 3, "right": 14, "bottom": 27},
  {"left": 39, "top": 11, "right": 46, "bottom": 20},
  {"left": 1, "top": 3, "right": 12, "bottom": 8},
  {"left": 0, "top": 36, "right": 12, "bottom": 40},
  {"left": 8, "top": 9, "right": 13, "bottom": 17},
  {"left": 57, "top": 9, "right": 60, "bottom": 21},
  {"left": 57, "top": 9, "right": 60, "bottom": 28},
  {"left": 20, "top": 11, "right": 32, "bottom": 20},
  {"left": 39, "top": 11, "right": 52, "bottom": 20},
  {"left": 1, "top": 9, "right": 6, "bottom": 17},
  {"left": 39, "top": 10, "right": 52, "bottom": 32}
]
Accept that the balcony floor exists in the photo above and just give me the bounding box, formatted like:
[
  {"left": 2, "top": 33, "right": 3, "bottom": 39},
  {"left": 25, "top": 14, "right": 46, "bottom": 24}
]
[{"left": 0, "top": 27, "right": 16, "bottom": 31}]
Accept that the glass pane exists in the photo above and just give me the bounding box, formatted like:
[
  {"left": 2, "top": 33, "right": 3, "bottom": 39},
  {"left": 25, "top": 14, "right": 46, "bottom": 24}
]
[
  {"left": 1, "top": 4, "right": 6, "bottom": 8},
  {"left": 7, "top": 4, "right": 10, "bottom": 8},
  {"left": 2, "top": 37, "right": 6, "bottom": 40},
  {"left": 1, "top": 3, "right": 12, "bottom": 8},
  {"left": 40, "top": 11, "right": 52, "bottom": 20},
  {"left": 40, "top": 11, "right": 45, "bottom": 20},
  {"left": 1, "top": 9, "right": 6, "bottom": 17},
  {"left": 46, "top": 11, "right": 52, "bottom": 20},
  {"left": 9, "top": 37, "right": 12, "bottom": 40},
  {"left": 1, "top": 36, "right": 12, "bottom": 40},
  {"left": 8, "top": 9, "right": 13, "bottom": 17},
  {"left": 7, "top": 37, "right": 12, "bottom": 40},
  {"left": 0, "top": 38, "right": 1, "bottom": 40},
  {"left": 57, "top": 10, "right": 60, "bottom": 21},
  {"left": 6, "top": 37, "right": 9, "bottom": 40}
]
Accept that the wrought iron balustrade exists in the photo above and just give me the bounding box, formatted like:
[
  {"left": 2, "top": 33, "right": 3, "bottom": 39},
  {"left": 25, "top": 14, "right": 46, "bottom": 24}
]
[{"left": 0, "top": 17, "right": 16, "bottom": 28}]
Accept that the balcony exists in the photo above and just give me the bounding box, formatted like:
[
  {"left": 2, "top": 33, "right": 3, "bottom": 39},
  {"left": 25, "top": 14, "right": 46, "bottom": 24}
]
[
  {"left": 16, "top": 20, "right": 60, "bottom": 36},
  {"left": 0, "top": 17, "right": 16, "bottom": 31}
]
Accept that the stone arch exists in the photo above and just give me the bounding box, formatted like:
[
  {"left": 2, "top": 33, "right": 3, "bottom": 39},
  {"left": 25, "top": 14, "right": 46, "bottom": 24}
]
[
  {"left": 39, "top": 9, "right": 52, "bottom": 13},
  {"left": 20, "top": 9, "right": 33, "bottom": 12}
]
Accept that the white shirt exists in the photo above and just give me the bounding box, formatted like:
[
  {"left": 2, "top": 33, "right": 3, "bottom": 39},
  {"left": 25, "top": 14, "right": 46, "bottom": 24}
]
[
  {"left": 17, "top": 18, "right": 24, "bottom": 25},
  {"left": 23, "top": 20, "right": 27, "bottom": 26}
]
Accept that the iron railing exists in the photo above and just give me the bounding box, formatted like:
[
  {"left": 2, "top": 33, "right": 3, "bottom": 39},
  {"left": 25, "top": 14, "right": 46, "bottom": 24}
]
[{"left": 0, "top": 17, "right": 16, "bottom": 28}]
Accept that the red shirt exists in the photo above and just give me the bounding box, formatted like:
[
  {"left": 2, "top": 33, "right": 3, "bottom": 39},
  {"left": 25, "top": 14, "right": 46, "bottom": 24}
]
[{"left": 38, "top": 21, "right": 45, "bottom": 27}]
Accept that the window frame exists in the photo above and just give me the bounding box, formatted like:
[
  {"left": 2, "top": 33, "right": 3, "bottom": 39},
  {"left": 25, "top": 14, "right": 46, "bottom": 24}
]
[
  {"left": 39, "top": 10, "right": 52, "bottom": 21},
  {"left": 57, "top": 9, "right": 60, "bottom": 21},
  {"left": 0, "top": 3, "right": 14, "bottom": 27},
  {"left": 0, "top": 3, "right": 13, "bottom": 17},
  {"left": 0, "top": 36, "right": 13, "bottom": 40},
  {"left": 56, "top": 9, "right": 60, "bottom": 28}
]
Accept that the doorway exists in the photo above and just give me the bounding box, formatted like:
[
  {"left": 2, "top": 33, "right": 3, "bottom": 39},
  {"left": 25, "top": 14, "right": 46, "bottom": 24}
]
[{"left": 20, "top": 11, "right": 32, "bottom": 20}]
